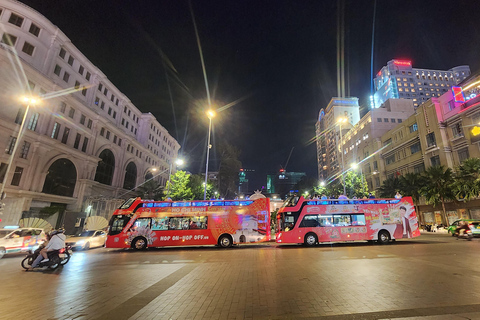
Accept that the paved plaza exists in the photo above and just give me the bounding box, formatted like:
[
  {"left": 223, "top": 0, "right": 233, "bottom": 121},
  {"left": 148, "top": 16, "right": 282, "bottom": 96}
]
[{"left": 1, "top": 232, "right": 480, "bottom": 320}]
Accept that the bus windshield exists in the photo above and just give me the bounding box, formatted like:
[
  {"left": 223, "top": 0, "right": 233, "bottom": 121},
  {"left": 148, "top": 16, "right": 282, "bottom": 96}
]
[
  {"left": 278, "top": 212, "right": 300, "bottom": 232},
  {"left": 280, "top": 195, "right": 300, "bottom": 209},
  {"left": 108, "top": 214, "right": 132, "bottom": 235},
  {"left": 119, "top": 198, "right": 136, "bottom": 210}
]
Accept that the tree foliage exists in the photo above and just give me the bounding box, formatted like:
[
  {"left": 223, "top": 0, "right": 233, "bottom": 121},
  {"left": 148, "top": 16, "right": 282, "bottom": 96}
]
[
  {"left": 453, "top": 157, "right": 480, "bottom": 201},
  {"left": 136, "top": 179, "right": 164, "bottom": 201},
  {"left": 188, "top": 174, "right": 215, "bottom": 200},
  {"left": 377, "top": 176, "right": 401, "bottom": 198},
  {"left": 165, "top": 170, "right": 193, "bottom": 201}
]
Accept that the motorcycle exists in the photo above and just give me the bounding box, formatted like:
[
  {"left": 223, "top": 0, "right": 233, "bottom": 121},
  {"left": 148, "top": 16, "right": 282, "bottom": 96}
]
[
  {"left": 455, "top": 228, "right": 473, "bottom": 241},
  {"left": 21, "top": 245, "right": 72, "bottom": 270}
]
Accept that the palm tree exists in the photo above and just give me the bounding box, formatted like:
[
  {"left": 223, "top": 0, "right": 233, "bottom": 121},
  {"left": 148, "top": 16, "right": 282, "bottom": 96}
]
[
  {"left": 399, "top": 172, "right": 424, "bottom": 222},
  {"left": 377, "top": 176, "right": 401, "bottom": 198},
  {"left": 420, "top": 165, "right": 456, "bottom": 226},
  {"left": 453, "top": 157, "right": 480, "bottom": 201}
]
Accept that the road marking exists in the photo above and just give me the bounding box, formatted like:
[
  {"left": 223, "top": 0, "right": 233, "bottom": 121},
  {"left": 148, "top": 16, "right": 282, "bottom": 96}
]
[{"left": 94, "top": 264, "right": 197, "bottom": 320}]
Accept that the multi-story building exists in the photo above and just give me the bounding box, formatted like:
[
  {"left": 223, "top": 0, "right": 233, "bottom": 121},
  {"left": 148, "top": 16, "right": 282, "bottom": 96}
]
[
  {"left": 0, "top": 0, "right": 180, "bottom": 228},
  {"left": 316, "top": 97, "right": 360, "bottom": 181},
  {"left": 373, "top": 59, "right": 470, "bottom": 108},
  {"left": 266, "top": 170, "right": 306, "bottom": 198},
  {"left": 376, "top": 74, "right": 480, "bottom": 224},
  {"left": 341, "top": 99, "right": 414, "bottom": 190}
]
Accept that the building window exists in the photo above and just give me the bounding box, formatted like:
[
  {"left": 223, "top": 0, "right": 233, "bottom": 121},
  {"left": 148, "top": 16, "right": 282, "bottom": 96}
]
[
  {"left": 81, "top": 137, "right": 89, "bottom": 152},
  {"left": 452, "top": 123, "right": 464, "bottom": 139},
  {"left": 100, "top": 127, "right": 105, "bottom": 136},
  {"left": 458, "top": 148, "right": 469, "bottom": 163},
  {"left": 79, "top": 65, "right": 84, "bottom": 75},
  {"left": 63, "top": 71, "right": 70, "bottom": 83},
  {"left": 111, "top": 95, "right": 115, "bottom": 102},
  {"left": 80, "top": 114, "right": 86, "bottom": 125},
  {"left": 103, "top": 88, "right": 108, "bottom": 96},
  {"left": 61, "top": 127, "right": 70, "bottom": 144},
  {"left": 22, "top": 42, "right": 35, "bottom": 56},
  {"left": 410, "top": 142, "right": 421, "bottom": 154},
  {"left": 118, "top": 138, "right": 122, "bottom": 146},
  {"left": 377, "top": 118, "right": 382, "bottom": 122},
  {"left": 27, "top": 112, "right": 39, "bottom": 131},
  {"left": 54, "top": 64, "right": 61, "bottom": 76},
  {"left": 87, "top": 119, "right": 92, "bottom": 129},
  {"left": 60, "top": 102, "right": 67, "bottom": 113},
  {"left": 74, "top": 133, "right": 81, "bottom": 149},
  {"left": 8, "top": 13, "right": 24, "bottom": 27},
  {"left": 384, "top": 118, "right": 389, "bottom": 122},
  {"left": 385, "top": 155, "right": 396, "bottom": 165},
  {"left": 82, "top": 87, "right": 87, "bottom": 96},
  {"left": 98, "top": 83, "right": 103, "bottom": 91},
  {"left": 409, "top": 123, "right": 418, "bottom": 133},
  {"left": 113, "top": 135, "right": 117, "bottom": 144},
  {"left": 68, "top": 55, "right": 74, "bottom": 66},
  {"left": 106, "top": 131, "right": 110, "bottom": 140},
  {"left": 113, "top": 111, "right": 117, "bottom": 119},
  {"left": 398, "top": 119, "right": 402, "bottom": 123},
  {"left": 373, "top": 160, "right": 378, "bottom": 170},
  {"left": 426, "top": 132, "right": 436, "bottom": 148},
  {"left": 1, "top": 33, "right": 17, "bottom": 46},
  {"left": 67, "top": 108, "right": 75, "bottom": 119},
  {"left": 108, "top": 107, "right": 112, "bottom": 115},
  {"left": 15, "top": 107, "right": 26, "bottom": 124},
  {"left": 121, "top": 118, "right": 125, "bottom": 125},
  {"left": 51, "top": 122, "right": 61, "bottom": 139},
  {"left": 59, "top": 48, "right": 66, "bottom": 59},
  {"left": 20, "top": 141, "right": 30, "bottom": 159},
  {"left": 391, "top": 118, "right": 396, "bottom": 123},
  {"left": 11, "top": 167, "right": 23, "bottom": 186},
  {"left": 94, "top": 149, "right": 115, "bottom": 185},
  {"left": 86, "top": 72, "right": 91, "bottom": 81},
  {"left": 100, "top": 101, "right": 105, "bottom": 110},
  {"left": 74, "top": 81, "right": 80, "bottom": 89},
  {"left": 430, "top": 155, "right": 441, "bottom": 166},
  {"left": 383, "top": 138, "right": 392, "bottom": 146},
  {"left": 414, "top": 163, "right": 425, "bottom": 173},
  {"left": 5, "top": 136, "right": 16, "bottom": 154}
]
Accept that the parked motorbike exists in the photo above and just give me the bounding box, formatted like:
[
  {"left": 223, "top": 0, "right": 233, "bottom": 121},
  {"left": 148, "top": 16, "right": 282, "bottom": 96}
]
[{"left": 21, "top": 245, "right": 72, "bottom": 270}]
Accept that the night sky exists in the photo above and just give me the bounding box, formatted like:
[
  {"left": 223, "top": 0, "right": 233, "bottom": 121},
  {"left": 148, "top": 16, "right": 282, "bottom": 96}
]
[{"left": 19, "top": 0, "right": 480, "bottom": 191}]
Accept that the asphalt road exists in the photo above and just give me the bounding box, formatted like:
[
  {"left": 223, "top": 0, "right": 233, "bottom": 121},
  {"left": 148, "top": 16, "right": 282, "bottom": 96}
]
[{"left": 1, "top": 232, "right": 480, "bottom": 320}]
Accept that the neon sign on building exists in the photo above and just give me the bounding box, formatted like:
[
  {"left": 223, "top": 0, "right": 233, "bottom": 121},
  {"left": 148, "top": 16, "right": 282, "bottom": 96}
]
[
  {"left": 393, "top": 60, "right": 412, "bottom": 67},
  {"left": 452, "top": 86, "right": 465, "bottom": 103}
]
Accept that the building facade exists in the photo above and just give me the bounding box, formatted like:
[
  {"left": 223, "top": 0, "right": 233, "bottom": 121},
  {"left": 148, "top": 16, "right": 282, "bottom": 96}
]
[
  {"left": 316, "top": 97, "right": 360, "bottom": 181},
  {"left": 373, "top": 59, "right": 470, "bottom": 108},
  {"left": 341, "top": 99, "right": 415, "bottom": 190},
  {"left": 0, "top": 0, "right": 180, "bottom": 228},
  {"left": 376, "top": 74, "right": 480, "bottom": 224}
]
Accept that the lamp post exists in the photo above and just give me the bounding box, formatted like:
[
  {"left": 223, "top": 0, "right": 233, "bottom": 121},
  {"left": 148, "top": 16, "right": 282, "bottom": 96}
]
[
  {"left": 204, "top": 109, "right": 216, "bottom": 200},
  {"left": 0, "top": 96, "right": 39, "bottom": 203},
  {"left": 166, "top": 158, "right": 184, "bottom": 198},
  {"left": 337, "top": 117, "right": 348, "bottom": 196}
]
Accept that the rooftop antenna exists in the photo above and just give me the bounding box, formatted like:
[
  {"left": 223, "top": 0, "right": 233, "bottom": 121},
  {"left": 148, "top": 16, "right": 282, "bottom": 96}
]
[{"left": 282, "top": 147, "right": 295, "bottom": 172}]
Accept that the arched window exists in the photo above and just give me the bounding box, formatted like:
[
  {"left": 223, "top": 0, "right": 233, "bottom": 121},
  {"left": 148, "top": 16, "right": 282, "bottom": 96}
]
[
  {"left": 94, "top": 149, "right": 115, "bottom": 185},
  {"left": 145, "top": 171, "right": 153, "bottom": 181},
  {"left": 123, "top": 162, "right": 137, "bottom": 190},
  {"left": 42, "top": 159, "right": 77, "bottom": 197}
]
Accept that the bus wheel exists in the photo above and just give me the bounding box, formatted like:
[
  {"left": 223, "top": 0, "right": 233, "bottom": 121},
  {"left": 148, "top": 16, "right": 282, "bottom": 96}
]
[
  {"left": 304, "top": 233, "right": 318, "bottom": 247},
  {"left": 218, "top": 235, "right": 233, "bottom": 248},
  {"left": 377, "top": 230, "right": 391, "bottom": 245},
  {"left": 132, "top": 237, "right": 147, "bottom": 250}
]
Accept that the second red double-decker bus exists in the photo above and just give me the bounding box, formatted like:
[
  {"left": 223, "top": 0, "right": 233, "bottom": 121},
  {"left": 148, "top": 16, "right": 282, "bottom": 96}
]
[
  {"left": 276, "top": 196, "right": 420, "bottom": 246},
  {"left": 106, "top": 197, "right": 270, "bottom": 250}
]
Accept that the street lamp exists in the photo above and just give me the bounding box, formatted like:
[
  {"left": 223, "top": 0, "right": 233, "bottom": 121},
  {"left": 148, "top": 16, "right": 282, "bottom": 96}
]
[
  {"left": 337, "top": 117, "right": 348, "bottom": 196},
  {"left": 166, "top": 158, "right": 184, "bottom": 198},
  {"left": 351, "top": 162, "right": 365, "bottom": 194},
  {"left": 204, "top": 109, "right": 216, "bottom": 200},
  {"left": 0, "top": 96, "right": 40, "bottom": 202}
]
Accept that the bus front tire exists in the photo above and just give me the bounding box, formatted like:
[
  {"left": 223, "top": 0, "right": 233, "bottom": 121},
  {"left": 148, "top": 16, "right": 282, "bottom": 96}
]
[
  {"left": 304, "top": 233, "right": 318, "bottom": 247},
  {"left": 132, "top": 237, "right": 147, "bottom": 250},
  {"left": 377, "top": 230, "right": 391, "bottom": 245},
  {"left": 218, "top": 234, "right": 233, "bottom": 248}
]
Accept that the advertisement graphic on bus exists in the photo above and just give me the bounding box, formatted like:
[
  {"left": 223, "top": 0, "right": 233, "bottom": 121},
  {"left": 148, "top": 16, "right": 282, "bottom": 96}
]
[
  {"left": 106, "top": 197, "right": 270, "bottom": 249},
  {"left": 276, "top": 196, "right": 420, "bottom": 246}
]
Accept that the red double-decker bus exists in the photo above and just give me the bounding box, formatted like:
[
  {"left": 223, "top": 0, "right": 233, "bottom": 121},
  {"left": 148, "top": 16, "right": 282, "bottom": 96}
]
[
  {"left": 106, "top": 197, "right": 270, "bottom": 250},
  {"left": 276, "top": 196, "right": 420, "bottom": 246}
]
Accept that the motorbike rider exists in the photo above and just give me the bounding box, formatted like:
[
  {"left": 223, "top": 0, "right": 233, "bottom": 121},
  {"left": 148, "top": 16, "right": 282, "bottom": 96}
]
[
  {"left": 28, "top": 229, "right": 66, "bottom": 270},
  {"left": 455, "top": 221, "right": 471, "bottom": 237}
]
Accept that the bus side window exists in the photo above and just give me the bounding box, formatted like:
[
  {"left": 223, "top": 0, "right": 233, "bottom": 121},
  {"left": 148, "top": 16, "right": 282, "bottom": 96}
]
[
  {"left": 132, "top": 218, "right": 151, "bottom": 230},
  {"left": 300, "top": 215, "right": 320, "bottom": 228},
  {"left": 351, "top": 214, "right": 366, "bottom": 226},
  {"left": 152, "top": 217, "right": 169, "bottom": 230},
  {"left": 333, "top": 215, "right": 351, "bottom": 227},
  {"left": 190, "top": 216, "right": 207, "bottom": 229}
]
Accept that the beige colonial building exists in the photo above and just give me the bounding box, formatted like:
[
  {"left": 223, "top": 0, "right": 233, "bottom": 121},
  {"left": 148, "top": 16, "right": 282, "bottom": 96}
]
[{"left": 0, "top": 0, "right": 180, "bottom": 228}]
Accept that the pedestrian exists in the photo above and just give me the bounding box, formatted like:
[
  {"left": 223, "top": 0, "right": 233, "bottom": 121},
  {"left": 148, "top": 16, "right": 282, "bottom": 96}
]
[
  {"left": 338, "top": 194, "right": 348, "bottom": 199},
  {"left": 368, "top": 193, "right": 375, "bottom": 199},
  {"left": 321, "top": 194, "right": 328, "bottom": 200},
  {"left": 395, "top": 192, "right": 402, "bottom": 199}
]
